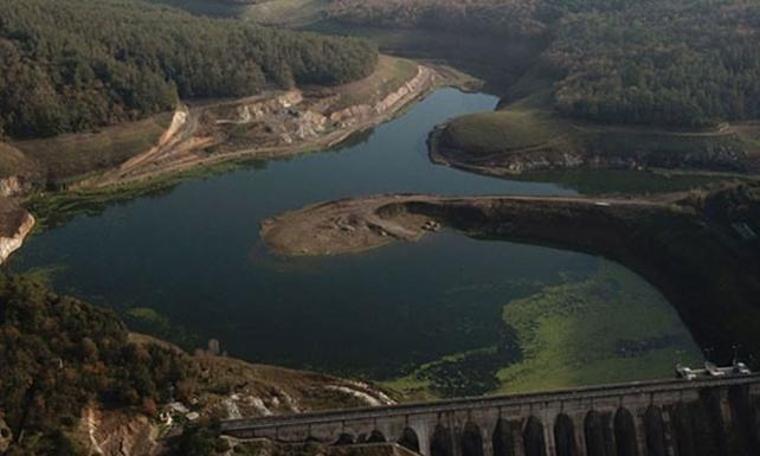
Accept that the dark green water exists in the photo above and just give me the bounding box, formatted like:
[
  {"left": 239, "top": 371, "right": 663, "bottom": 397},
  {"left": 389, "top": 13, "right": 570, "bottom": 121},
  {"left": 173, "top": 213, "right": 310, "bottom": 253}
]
[{"left": 7, "top": 89, "right": 685, "bottom": 380}]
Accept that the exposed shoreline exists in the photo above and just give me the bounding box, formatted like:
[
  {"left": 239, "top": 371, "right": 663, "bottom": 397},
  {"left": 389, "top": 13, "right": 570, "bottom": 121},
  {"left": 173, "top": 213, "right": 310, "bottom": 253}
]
[
  {"left": 428, "top": 117, "right": 760, "bottom": 177},
  {"left": 73, "top": 59, "right": 454, "bottom": 190},
  {"left": 3, "top": 56, "right": 462, "bottom": 262},
  {"left": 260, "top": 193, "right": 669, "bottom": 257},
  {"left": 259, "top": 184, "right": 760, "bottom": 370}
]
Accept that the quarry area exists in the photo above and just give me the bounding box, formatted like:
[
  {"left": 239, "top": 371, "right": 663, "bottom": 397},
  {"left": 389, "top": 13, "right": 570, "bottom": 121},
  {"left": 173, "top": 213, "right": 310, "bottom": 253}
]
[{"left": 79, "top": 58, "right": 440, "bottom": 189}]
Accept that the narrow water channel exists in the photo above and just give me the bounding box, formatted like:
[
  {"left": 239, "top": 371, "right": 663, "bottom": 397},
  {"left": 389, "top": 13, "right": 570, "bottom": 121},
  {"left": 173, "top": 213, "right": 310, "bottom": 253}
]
[{"left": 8, "top": 89, "right": 701, "bottom": 395}]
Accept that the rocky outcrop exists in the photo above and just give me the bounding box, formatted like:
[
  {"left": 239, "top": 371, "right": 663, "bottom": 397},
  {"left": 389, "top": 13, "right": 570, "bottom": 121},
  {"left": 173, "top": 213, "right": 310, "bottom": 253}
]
[
  {"left": 0, "top": 197, "right": 35, "bottom": 265},
  {"left": 329, "top": 66, "right": 432, "bottom": 127},
  {"left": 84, "top": 61, "right": 436, "bottom": 188},
  {"left": 215, "top": 90, "right": 304, "bottom": 126},
  {"left": 0, "top": 418, "right": 11, "bottom": 453},
  {"left": 0, "top": 176, "right": 31, "bottom": 197},
  {"left": 81, "top": 407, "right": 162, "bottom": 456}
]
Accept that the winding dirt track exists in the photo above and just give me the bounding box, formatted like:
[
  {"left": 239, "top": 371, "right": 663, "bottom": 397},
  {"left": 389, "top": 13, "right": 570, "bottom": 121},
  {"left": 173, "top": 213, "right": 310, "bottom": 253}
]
[{"left": 81, "top": 63, "right": 439, "bottom": 189}]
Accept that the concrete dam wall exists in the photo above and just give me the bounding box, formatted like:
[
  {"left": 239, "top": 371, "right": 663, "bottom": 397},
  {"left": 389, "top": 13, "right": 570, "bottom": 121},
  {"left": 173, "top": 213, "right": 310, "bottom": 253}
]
[{"left": 221, "top": 375, "right": 760, "bottom": 456}]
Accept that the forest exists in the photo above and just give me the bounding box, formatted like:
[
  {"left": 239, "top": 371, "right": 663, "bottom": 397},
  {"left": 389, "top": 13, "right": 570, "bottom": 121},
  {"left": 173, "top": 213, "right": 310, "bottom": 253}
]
[
  {"left": 0, "top": 273, "right": 198, "bottom": 454},
  {"left": 0, "top": 0, "right": 377, "bottom": 139},
  {"left": 327, "top": 0, "right": 760, "bottom": 129}
]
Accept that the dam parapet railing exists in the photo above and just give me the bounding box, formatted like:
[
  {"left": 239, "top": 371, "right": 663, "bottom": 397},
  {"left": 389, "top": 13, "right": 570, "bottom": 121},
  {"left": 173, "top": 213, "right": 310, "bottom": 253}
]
[{"left": 221, "top": 374, "right": 760, "bottom": 456}]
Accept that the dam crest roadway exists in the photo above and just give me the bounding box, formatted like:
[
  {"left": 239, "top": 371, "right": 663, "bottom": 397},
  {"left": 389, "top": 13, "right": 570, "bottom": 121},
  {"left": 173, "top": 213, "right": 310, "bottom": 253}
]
[{"left": 221, "top": 374, "right": 760, "bottom": 456}]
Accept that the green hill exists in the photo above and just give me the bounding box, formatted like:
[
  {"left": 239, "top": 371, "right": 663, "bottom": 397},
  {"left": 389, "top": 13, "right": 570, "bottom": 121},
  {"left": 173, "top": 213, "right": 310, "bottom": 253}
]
[{"left": 326, "top": 0, "right": 760, "bottom": 129}]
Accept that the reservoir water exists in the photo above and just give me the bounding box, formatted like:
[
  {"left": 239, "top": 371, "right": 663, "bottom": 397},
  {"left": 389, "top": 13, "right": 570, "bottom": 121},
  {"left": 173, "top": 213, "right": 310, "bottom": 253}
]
[{"left": 7, "top": 89, "right": 701, "bottom": 394}]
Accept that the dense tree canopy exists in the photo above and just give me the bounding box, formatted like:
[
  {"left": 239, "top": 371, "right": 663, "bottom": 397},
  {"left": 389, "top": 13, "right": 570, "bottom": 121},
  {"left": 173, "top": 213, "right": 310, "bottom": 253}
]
[
  {"left": 0, "top": 0, "right": 377, "bottom": 139},
  {"left": 550, "top": 1, "right": 760, "bottom": 128},
  {"left": 328, "top": 0, "right": 760, "bottom": 129},
  {"left": 328, "top": 0, "right": 547, "bottom": 38},
  {"left": 0, "top": 273, "right": 197, "bottom": 454}
]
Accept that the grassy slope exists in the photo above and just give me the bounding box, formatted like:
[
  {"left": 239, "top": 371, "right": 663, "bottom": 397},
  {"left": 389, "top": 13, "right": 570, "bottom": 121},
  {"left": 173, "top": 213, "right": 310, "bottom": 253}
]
[
  {"left": 733, "top": 122, "right": 760, "bottom": 158},
  {"left": 326, "top": 55, "right": 418, "bottom": 110},
  {"left": 443, "top": 108, "right": 568, "bottom": 156},
  {"left": 0, "top": 142, "right": 39, "bottom": 178},
  {"left": 11, "top": 113, "right": 172, "bottom": 184},
  {"left": 439, "top": 72, "right": 574, "bottom": 157}
]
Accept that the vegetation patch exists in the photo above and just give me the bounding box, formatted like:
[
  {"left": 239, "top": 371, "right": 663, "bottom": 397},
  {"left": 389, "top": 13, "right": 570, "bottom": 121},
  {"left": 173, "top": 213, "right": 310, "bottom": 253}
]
[
  {"left": 124, "top": 308, "right": 201, "bottom": 353},
  {"left": 496, "top": 263, "right": 703, "bottom": 393},
  {"left": 0, "top": 273, "right": 199, "bottom": 454},
  {"left": 383, "top": 262, "right": 701, "bottom": 399}
]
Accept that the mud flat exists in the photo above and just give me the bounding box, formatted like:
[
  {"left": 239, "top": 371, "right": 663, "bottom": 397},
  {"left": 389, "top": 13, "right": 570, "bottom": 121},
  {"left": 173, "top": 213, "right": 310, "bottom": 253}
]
[
  {"left": 260, "top": 183, "right": 760, "bottom": 370},
  {"left": 0, "top": 197, "right": 35, "bottom": 264}
]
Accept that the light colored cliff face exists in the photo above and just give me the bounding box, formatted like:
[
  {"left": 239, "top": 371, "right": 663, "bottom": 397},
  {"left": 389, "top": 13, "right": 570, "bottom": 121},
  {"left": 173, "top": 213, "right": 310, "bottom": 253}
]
[
  {"left": 82, "top": 407, "right": 163, "bottom": 456},
  {"left": 0, "top": 201, "right": 35, "bottom": 265},
  {"left": 0, "top": 418, "right": 11, "bottom": 453},
  {"left": 81, "top": 62, "right": 435, "bottom": 188},
  {"left": 216, "top": 90, "right": 305, "bottom": 126},
  {"left": 329, "top": 66, "right": 431, "bottom": 127},
  {"left": 199, "top": 66, "right": 431, "bottom": 150},
  {"left": 0, "top": 176, "right": 31, "bottom": 197}
]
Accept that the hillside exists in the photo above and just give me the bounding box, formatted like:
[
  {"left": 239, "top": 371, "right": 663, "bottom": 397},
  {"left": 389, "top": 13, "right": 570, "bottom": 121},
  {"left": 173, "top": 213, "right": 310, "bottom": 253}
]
[
  {"left": 0, "top": 273, "right": 394, "bottom": 455},
  {"left": 0, "top": 0, "right": 376, "bottom": 139},
  {"left": 326, "top": 0, "right": 760, "bottom": 130}
]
